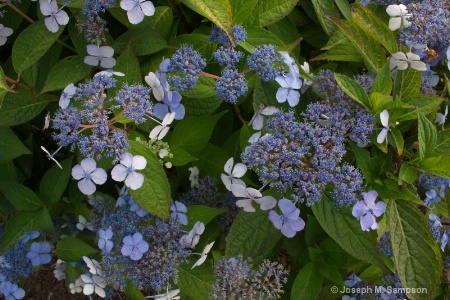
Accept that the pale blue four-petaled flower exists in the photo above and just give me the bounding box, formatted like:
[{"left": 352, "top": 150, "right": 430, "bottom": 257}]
[
  {"left": 121, "top": 232, "right": 149, "bottom": 261},
  {"left": 268, "top": 199, "right": 305, "bottom": 238},
  {"left": 352, "top": 191, "right": 386, "bottom": 231}
]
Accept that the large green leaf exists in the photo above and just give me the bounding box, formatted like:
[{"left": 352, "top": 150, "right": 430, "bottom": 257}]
[
  {"left": 237, "top": 26, "right": 286, "bottom": 53},
  {"left": 418, "top": 156, "right": 450, "bottom": 178},
  {"left": 259, "top": 0, "right": 299, "bottom": 27},
  {"left": 181, "top": 0, "right": 234, "bottom": 44},
  {"left": 0, "top": 127, "right": 31, "bottom": 163},
  {"left": 417, "top": 111, "right": 437, "bottom": 159},
  {"left": 39, "top": 157, "right": 73, "bottom": 205},
  {"left": 231, "top": 0, "right": 258, "bottom": 25},
  {"left": 392, "top": 68, "right": 421, "bottom": 103},
  {"left": 185, "top": 205, "right": 226, "bottom": 230},
  {"left": 12, "top": 21, "right": 64, "bottom": 73},
  {"left": 389, "top": 200, "right": 441, "bottom": 300},
  {"left": 311, "top": 192, "right": 386, "bottom": 269},
  {"left": 0, "top": 182, "right": 43, "bottom": 210},
  {"left": 41, "top": 56, "right": 92, "bottom": 93},
  {"left": 372, "top": 62, "right": 392, "bottom": 96},
  {"left": 194, "top": 143, "right": 231, "bottom": 178},
  {"left": 0, "top": 67, "right": 12, "bottom": 109},
  {"left": 314, "top": 30, "right": 363, "bottom": 63},
  {"left": 311, "top": 0, "right": 340, "bottom": 36},
  {"left": 56, "top": 237, "right": 98, "bottom": 262},
  {"left": 115, "top": 29, "right": 167, "bottom": 56},
  {"left": 132, "top": 6, "right": 173, "bottom": 37},
  {"left": 334, "top": 73, "right": 372, "bottom": 111},
  {"left": 331, "top": 18, "right": 386, "bottom": 73},
  {"left": 226, "top": 209, "right": 281, "bottom": 259},
  {"left": 1, "top": 207, "right": 54, "bottom": 251},
  {"left": 351, "top": 4, "right": 397, "bottom": 54},
  {"left": 0, "top": 91, "right": 50, "bottom": 127},
  {"left": 291, "top": 262, "right": 324, "bottom": 300},
  {"left": 128, "top": 141, "right": 172, "bottom": 220},
  {"left": 170, "top": 111, "right": 226, "bottom": 154},
  {"left": 434, "top": 130, "right": 450, "bottom": 156},
  {"left": 177, "top": 262, "right": 215, "bottom": 299}
]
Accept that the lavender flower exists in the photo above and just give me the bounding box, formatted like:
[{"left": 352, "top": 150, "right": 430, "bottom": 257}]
[
  {"left": 269, "top": 199, "right": 305, "bottom": 238},
  {"left": 84, "top": 45, "right": 116, "bottom": 68},
  {"left": 0, "top": 24, "right": 13, "bottom": 46},
  {"left": 72, "top": 158, "right": 107, "bottom": 195},
  {"left": 275, "top": 72, "right": 301, "bottom": 107},
  {"left": 221, "top": 157, "right": 247, "bottom": 191},
  {"left": 0, "top": 282, "right": 25, "bottom": 300},
  {"left": 98, "top": 229, "right": 113, "bottom": 252},
  {"left": 170, "top": 201, "right": 188, "bottom": 225},
  {"left": 40, "top": 0, "right": 69, "bottom": 33},
  {"left": 121, "top": 232, "right": 149, "bottom": 260},
  {"left": 59, "top": 83, "right": 77, "bottom": 109},
  {"left": 352, "top": 191, "right": 386, "bottom": 231},
  {"left": 120, "top": 0, "right": 155, "bottom": 24},
  {"left": 231, "top": 184, "right": 276, "bottom": 212},
  {"left": 111, "top": 152, "right": 146, "bottom": 190},
  {"left": 26, "top": 242, "right": 52, "bottom": 267}
]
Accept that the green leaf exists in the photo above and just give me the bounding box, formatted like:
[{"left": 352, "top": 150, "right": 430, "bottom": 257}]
[
  {"left": 128, "top": 141, "right": 172, "bottom": 220},
  {"left": 399, "top": 163, "right": 419, "bottom": 184},
  {"left": 132, "top": 6, "right": 173, "bottom": 37},
  {"left": 331, "top": 18, "right": 386, "bottom": 73},
  {"left": 334, "top": 0, "right": 351, "bottom": 20},
  {"left": 393, "top": 96, "right": 442, "bottom": 122},
  {"left": 0, "top": 161, "right": 17, "bottom": 183},
  {"left": 180, "top": 77, "right": 216, "bottom": 99},
  {"left": 170, "top": 111, "right": 226, "bottom": 154},
  {"left": 370, "top": 92, "right": 393, "bottom": 113},
  {"left": 0, "top": 182, "right": 43, "bottom": 210},
  {"left": 181, "top": 0, "right": 234, "bottom": 44},
  {"left": 372, "top": 62, "right": 392, "bottom": 95},
  {"left": 0, "top": 67, "right": 12, "bottom": 109},
  {"left": 114, "top": 29, "right": 167, "bottom": 56},
  {"left": 166, "top": 148, "right": 198, "bottom": 167},
  {"left": 334, "top": 73, "right": 372, "bottom": 111},
  {"left": 375, "top": 179, "right": 421, "bottom": 203},
  {"left": 291, "top": 262, "right": 324, "bottom": 300},
  {"left": 389, "top": 127, "right": 404, "bottom": 155},
  {"left": 231, "top": 0, "right": 258, "bottom": 25},
  {"left": 12, "top": 21, "right": 64, "bottom": 73},
  {"left": 0, "top": 127, "right": 31, "bottom": 163},
  {"left": 0, "top": 91, "right": 50, "bottom": 127},
  {"left": 238, "top": 26, "right": 286, "bottom": 53},
  {"left": 2, "top": 208, "right": 54, "bottom": 251},
  {"left": 311, "top": 191, "right": 386, "bottom": 269},
  {"left": 259, "top": 0, "right": 300, "bottom": 27},
  {"left": 393, "top": 68, "right": 421, "bottom": 103},
  {"left": 351, "top": 4, "right": 397, "bottom": 54},
  {"left": 418, "top": 156, "right": 450, "bottom": 178},
  {"left": 314, "top": 30, "right": 363, "bottom": 63},
  {"left": 39, "top": 157, "right": 73, "bottom": 205},
  {"left": 56, "top": 237, "right": 98, "bottom": 262},
  {"left": 417, "top": 111, "right": 437, "bottom": 159},
  {"left": 239, "top": 124, "right": 251, "bottom": 151},
  {"left": 41, "top": 56, "right": 92, "bottom": 93},
  {"left": 177, "top": 262, "right": 215, "bottom": 299},
  {"left": 124, "top": 283, "right": 146, "bottom": 300},
  {"left": 389, "top": 200, "right": 441, "bottom": 299},
  {"left": 114, "top": 46, "right": 141, "bottom": 84},
  {"left": 185, "top": 205, "right": 226, "bottom": 230},
  {"left": 435, "top": 130, "right": 450, "bottom": 156},
  {"left": 311, "top": 0, "right": 340, "bottom": 36},
  {"left": 226, "top": 209, "right": 282, "bottom": 259},
  {"left": 183, "top": 97, "right": 222, "bottom": 116}
]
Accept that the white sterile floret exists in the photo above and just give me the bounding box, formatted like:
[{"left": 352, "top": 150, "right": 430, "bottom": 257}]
[
  {"left": 145, "top": 72, "right": 164, "bottom": 101},
  {"left": 83, "top": 256, "right": 103, "bottom": 276},
  {"left": 221, "top": 157, "right": 247, "bottom": 191},
  {"left": 149, "top": 112, "right": 175, "bottom": 140},
  {"left": 230, "top": 183, "right": 277, "bottom": 212},
  {"left": 435, "top": 105, "right": 448, "bottom": 129},
  {"left": 80, "top": 274, "right": 106, "bottom": 298},
  {"left": 188, "top": 166, "right": 200, "bottom": 188},
  {"left": 146, "top": 287, "right": 180, "bottom": 299},
  {"left": 248, "top": 104, "right": 279, "bottom": 130},
  {"left": 390, "top": 52, "right": 426, "bottom": 71},
  {"left": 180, "top": 221, "right": 205, "bottom": 249},
  {"left": 76, "top": 215, "right": 94, "bottom": 231},
  {"left": 386, "top": 4, "right": 412, "bottom": 31},
  {"left": 84, "top": 45, "right": 116, "bottom": 68},
  {"left": 69, "top": 278, "right": 84, "bottom": 294},
  {"left": 377, "top": 110, "right": 390, "bottom": 144},
  {"left": 191, "top": 241, "right": 215, "bottom": 269}
]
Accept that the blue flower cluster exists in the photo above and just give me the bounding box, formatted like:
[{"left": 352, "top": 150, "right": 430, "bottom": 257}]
[
  {"left": 247, "top": 44, "right": 283, "bottom": 82},
  {"left": 399, "top": 0, "right": 450, "bottom": 55},
  {"left": 77, "top": 0, "right": 117, "bottom": 42},
  {"left": 210, "top": 255, "right": 288, "bottom": 299},
  {"left": 87, "top": 187, "right": 190, "bottom": 292},
  {"left": 167, "top": 45, "right": 207, "bottom": 91},
  {"left": 419, "top": 173, "right": 450, "bottom": 206},
  {"left": 210, "top": 25, "right": 247, "bottom": 47},
  {"left": 241, "top": 72, "right": 373, "bottom": 206},
  {"left": 52, "top": 74, "right": 153, "bottom": 161},
  {"left": 378, "top": 231, "right": 393, "bottom": 257},
  {"left": 214, "top": 68, "right": 248, "bottom": 104}
]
